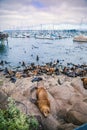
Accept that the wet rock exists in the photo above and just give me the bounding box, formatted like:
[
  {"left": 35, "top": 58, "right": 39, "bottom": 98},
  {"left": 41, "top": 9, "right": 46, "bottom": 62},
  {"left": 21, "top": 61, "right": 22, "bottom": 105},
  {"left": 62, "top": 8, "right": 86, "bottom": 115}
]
[{"left": 66, "top": 102, "right": 87, "bottom": 125}]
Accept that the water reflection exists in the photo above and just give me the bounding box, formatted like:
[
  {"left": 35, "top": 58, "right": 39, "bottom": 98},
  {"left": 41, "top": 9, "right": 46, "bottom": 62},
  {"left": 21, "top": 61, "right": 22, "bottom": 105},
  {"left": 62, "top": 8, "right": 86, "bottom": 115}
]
[{"left": 0, "top": 40, "right": 9, "bottom": 55}]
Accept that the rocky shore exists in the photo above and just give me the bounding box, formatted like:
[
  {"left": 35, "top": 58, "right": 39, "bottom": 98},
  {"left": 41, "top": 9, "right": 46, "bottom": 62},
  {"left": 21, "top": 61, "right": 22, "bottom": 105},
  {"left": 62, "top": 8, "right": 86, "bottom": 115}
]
[{"left": 0, "top": 62, "right": 87, "bottom": 130}]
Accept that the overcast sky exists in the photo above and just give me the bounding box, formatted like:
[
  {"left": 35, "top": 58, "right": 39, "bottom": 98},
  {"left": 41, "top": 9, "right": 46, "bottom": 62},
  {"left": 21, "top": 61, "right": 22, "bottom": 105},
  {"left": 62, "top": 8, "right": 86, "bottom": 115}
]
[{"left": 0, "top": 0, "right": 87, "bottom": 30}]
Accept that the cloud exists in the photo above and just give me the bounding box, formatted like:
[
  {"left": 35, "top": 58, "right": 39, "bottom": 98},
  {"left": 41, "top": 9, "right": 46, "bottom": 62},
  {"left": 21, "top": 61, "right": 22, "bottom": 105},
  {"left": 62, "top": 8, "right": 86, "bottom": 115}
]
[{"left": 0, "top": 0, "right": 87, "bottom": 30}]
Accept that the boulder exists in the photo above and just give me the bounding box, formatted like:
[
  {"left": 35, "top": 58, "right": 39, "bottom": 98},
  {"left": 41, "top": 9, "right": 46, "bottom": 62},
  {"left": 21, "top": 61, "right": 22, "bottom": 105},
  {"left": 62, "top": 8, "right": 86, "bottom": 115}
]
[
  {"left": 71, "top": 77, "right": 87, "bottom": 96},
  {"left": 0, "top": 90, "right": 8, "bottom": 109},
  {"left": 58, "top": 123, "right": 77, "bottom": 130},
  {"left": 10, "top": 79, "right": 60, "bottom": 130},
  {"left": 1, "top": 74, "right": 87, "bottom": 130},
  {"left": 66, "top": 102, "right": 87, "bottom": 125},
  {"left": 42, "top": 114, "right": 59, "bottom": 130},
  {"left": 49, "top": 82, "right": 76, "bottom": 105},
  {"left": 68, "top": 93, "right": 83, "bottom": 105}
]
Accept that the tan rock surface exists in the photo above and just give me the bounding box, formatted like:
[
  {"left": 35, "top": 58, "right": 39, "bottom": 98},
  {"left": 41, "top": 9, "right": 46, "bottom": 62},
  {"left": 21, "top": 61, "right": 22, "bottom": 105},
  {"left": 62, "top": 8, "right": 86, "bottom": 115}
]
[{"left": 0, "top": 73, "right": 87, "bottom": 130}]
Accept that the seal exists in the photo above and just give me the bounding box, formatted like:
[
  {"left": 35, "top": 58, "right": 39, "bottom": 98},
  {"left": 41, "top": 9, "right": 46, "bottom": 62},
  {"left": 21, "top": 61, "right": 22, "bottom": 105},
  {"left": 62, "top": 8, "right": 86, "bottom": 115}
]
[
  {"left": 30, "top": 87, "right": 50, "bottom": 117},
  {"left": 81, "top": 78, "right": 87, "bottom": 89},
  {"left": 36, "top": 87, "right": 50, "bottom": 117}
]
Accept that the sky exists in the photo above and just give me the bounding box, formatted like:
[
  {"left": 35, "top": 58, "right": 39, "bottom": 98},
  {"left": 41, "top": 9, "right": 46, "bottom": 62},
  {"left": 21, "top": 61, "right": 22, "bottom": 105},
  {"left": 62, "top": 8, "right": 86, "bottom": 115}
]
[{"left": 0, "top": 0, "right": 87, "bottom": 30}]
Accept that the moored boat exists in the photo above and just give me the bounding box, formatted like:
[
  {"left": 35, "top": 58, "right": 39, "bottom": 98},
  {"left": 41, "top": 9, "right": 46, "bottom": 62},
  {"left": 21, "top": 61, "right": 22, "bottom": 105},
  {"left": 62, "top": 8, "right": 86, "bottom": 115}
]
[{"left": 73, "top": 35, "right": 87, "bottom": 42}]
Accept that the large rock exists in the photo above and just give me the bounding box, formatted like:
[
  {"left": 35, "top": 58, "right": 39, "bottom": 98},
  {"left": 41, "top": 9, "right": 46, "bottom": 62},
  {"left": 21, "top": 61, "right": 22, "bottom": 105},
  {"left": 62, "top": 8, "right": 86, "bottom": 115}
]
[
  {"left": 42, "top": 114, "right": 59, "bottom": 130},
  {"left": 68, "top": 93, "right": 83, "bottom": 105},
  {"left": 58, "top": 123, "right": 77, "bottom": 130},
  {"left": 1, "top": 74, "right": 87, "bottom": 130},
  {"left": 0, "top": 90, "right": 8, "bottom": 109},
  {"left": 48, "top": 82, "right": 76, "bottom": 110},
  {"left": 66, "top": 102, "right": 87, "bottom": 125},
  {"left": 49, "top": 81, "right": 76, "bottom": 99},
  {"left": 71, "top": 77, "right": 87, "bottom": 96},
  {"left": 9, "top": 79, "right": 60, "bottom": 130}
]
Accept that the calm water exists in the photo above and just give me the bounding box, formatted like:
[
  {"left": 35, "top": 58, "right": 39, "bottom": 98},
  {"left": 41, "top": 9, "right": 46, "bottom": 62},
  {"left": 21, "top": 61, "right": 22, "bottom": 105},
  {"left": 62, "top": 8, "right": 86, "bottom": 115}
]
[{"left": 0, "top": 37, "right": 87, "bottom": 67}]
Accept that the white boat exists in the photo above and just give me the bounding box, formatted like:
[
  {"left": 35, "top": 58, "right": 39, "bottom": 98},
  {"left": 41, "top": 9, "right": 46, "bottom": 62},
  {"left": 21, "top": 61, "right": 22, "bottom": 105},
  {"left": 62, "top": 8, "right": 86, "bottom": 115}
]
[
  {"left": 35, "top": 34, "right": 44, "bottom": 39},
  {"left": 73, "top": 35, "right": 87, "bottom": 42}
]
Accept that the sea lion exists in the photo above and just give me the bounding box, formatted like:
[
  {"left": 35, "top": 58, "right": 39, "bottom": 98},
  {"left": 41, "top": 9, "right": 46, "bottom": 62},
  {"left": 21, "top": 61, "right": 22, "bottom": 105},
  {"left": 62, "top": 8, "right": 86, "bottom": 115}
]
[
  {"left": 81, "top": 78, "right": 87, "bottom": 89},
  {"left": 30, "top": 87, "right": 50, "bottom": 117}
]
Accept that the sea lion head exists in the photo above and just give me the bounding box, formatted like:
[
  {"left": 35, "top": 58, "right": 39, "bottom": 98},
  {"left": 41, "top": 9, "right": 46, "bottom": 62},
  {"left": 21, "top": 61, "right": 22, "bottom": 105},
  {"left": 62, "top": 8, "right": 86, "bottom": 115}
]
[
  {"left": 41, "top": 106, "right": 50, "bottom": 117},
  {"left": 81, "top": 78, "right": 87, "bottom": 89}
]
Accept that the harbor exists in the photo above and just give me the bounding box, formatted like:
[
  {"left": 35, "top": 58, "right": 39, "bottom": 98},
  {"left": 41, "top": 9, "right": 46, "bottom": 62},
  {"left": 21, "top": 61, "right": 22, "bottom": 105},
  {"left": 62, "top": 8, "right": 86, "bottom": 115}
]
[
  {"left": 0, "top": 0, "right": 87, "bottom": 129},
  {"left": 0, "top": 29, "right": 87, "bottom": 70}
]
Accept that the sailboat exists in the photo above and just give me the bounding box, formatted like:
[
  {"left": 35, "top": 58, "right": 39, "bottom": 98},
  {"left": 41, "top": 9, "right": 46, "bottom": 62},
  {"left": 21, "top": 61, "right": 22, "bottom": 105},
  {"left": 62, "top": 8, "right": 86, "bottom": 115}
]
[
  {"left": 73, "top": 17, "right": 87, "bottom": 42},
  {"left": 73, "top": 35, "right": 87, "bottom": 42}
]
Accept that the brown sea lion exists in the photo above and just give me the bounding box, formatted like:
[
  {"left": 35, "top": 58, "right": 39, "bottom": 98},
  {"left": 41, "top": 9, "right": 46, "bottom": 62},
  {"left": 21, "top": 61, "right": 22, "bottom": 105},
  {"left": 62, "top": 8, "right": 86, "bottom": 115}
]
[
  {"left": 30, "top": 87, "right": 50, "bottom": 117},
  {"left": 81, "top": 78, "right": 87, "bottom": 89}
]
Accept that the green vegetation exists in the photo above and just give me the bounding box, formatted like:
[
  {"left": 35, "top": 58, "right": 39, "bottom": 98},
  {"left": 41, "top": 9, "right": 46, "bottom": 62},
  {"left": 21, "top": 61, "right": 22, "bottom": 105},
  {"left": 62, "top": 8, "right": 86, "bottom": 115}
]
[{"left": 0, "top": 97, "right": 39, "bottom": 130}]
